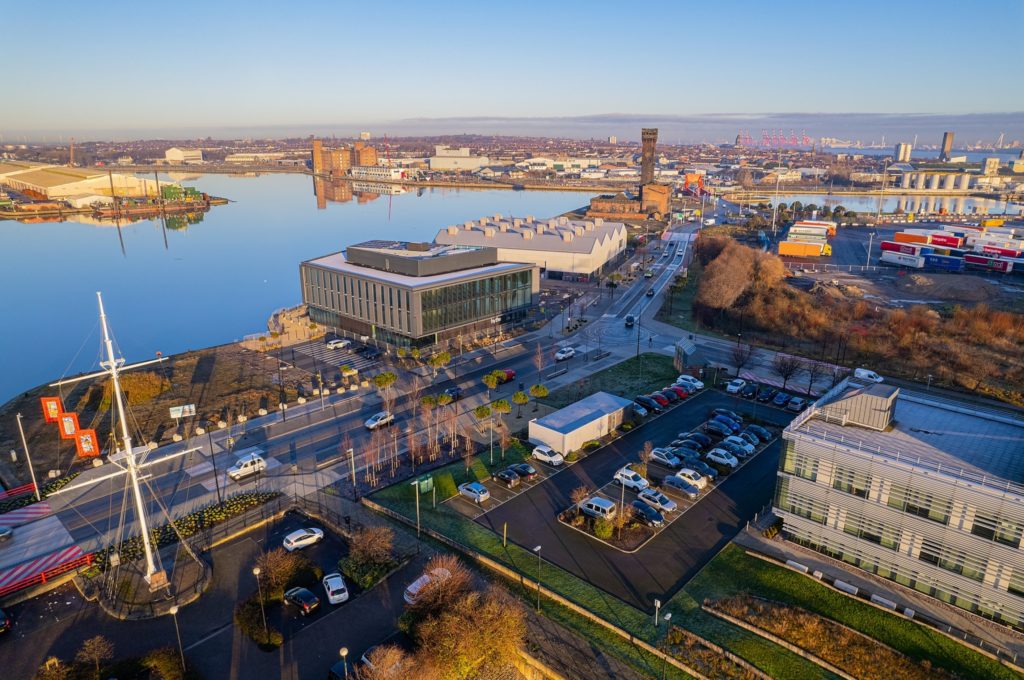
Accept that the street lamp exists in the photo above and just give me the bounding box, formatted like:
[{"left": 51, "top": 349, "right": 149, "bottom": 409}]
[
  {"left": 532, "top": 545, "right": 542, "bottom": 612},
  {"left": 168, "top": 605, "right": 185, "bottom": 672},
  {"left": 252, "top": 567, "right": 268, "bottom": 642},
  {"left": 339, "top": 647, "right": 349, "bottom": 679}
]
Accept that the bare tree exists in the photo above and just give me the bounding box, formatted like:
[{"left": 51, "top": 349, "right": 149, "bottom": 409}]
[
  {"left": 406, "top": 554, "right": 472, "bottom": 618},
  {"left": 533, "top": 342, "right": 545, "bottom": 379},
  {"left": 497, "top": 422, "right": 512, "bottom": 461},
  {"left": 770, "top": 353, "right": 804, "bottom": 391},
  {"left": 570, "top": 485, "right": 589, "bottom": 517},
  {"left": 612, "top": 503, "right": 634, "bottom": 539},
  {"left": 349, "top": 526, "right": 394, "bottom": 566},
  {"left": 638, "top": 441, "right": 653, "bottom": 479},
  {"left": 76, "top": 635, "right": 114, "bottom": 680},
  {"left": 359, "top": 644, "right": 417, "bottom": 680},
  {"left": 730, "top": 343, "right": 755, "bottom": 376},
  {"left": 804, "top": 360, "right": 826, "bottom": 396}
]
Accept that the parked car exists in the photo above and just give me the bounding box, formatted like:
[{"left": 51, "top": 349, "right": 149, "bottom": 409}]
[
  {"left": 787, "top": 396, "right": 807, "bottom": 412},
  {"left": 757, "top": 386, "right": 777, "bottom": 402},
  {"left": 364, "top": 347, "right": 382, "bottom": 360},
  {"left": 663, "top": 474, "right": 700, "bottom": 499},
  {"left": 283, "top": 527, "right": 324, "bottom": 552},
  {"left": 579, "top": 496, "right": 617, "bottom": 520},
  {"left": 675, "top": 375, "right": 704, "bottom": 390},
  {"left": 494, "top": 468, "right": 521, "bottom": 488},
  {"left": 719, "top": 440, "right": 749, "bottom": 459},
  {"left": 723, "top": 435, "right": 755, "bottom": 456},
  {"left": 725, "top": 378, "right": 747, "bottom": 394},
  {"left": 650, "top": 448, "right": 682, "bottom": 469},
  {"left": 633, "top": 404, "right": 649, "bottom": 418},
  {"left": 509, "top": 463, "right": 538, "bottom": 481},
  {"left": 404, "top": 568, "right": 452, "bottom": 605},
  {"left": 322, "top": 572, "right": 350, "bottom": 605},
  {"left": 624, "top": 315, "right": 635, "bottom": 328},
  {"left": 458, "top": 482, "right": 490, "bottom": 504},
  {"left": 227, "top": 451, "right": 266, "bottom": 481},
  {"left": 635, "top": 395, "right": 662, "bottom": 413},
  {"left": 659, "top": 389, "right": 679, "bottom": 403},
  {"left": 740, "top": 383, "right": 758, "bottom": 399},
  {"left": 495, "top": 369, "right": 516, "bottom": 384},
  {"left": 772, "top": 391, "right": 791, "bottom": 407},
  {"left": 711, "top": 415, "right": 741, "bottom": 433},
  {"left": 675, "top": 438, "right": 705, "bottom": 453},
  {"left": 737, "top": 431, "right": 760, "bottom": 447},
  {"left": 710, "top": 408, "right": 743, "bottom": 423},
  {"left": 686, "top": 459, "right": 719, "bottom": 481},
  {"left": 613, "top": 466, "right": 650, "bottom": 492},
  {"left": 649, "top": 393, "right": 669, "bottom": 406},
  {"left": 667, "top": 385, "right": 689, "bottom": 399},
  {"left": 554, "top": 346, "right": 576, "bottom": 362},
  {"left": 443, "top": 386, "right": 463, "bottom": 401},
  {"left": 630, "top": 500, "right": 664, "bottom": 527},
  {"left": 531, "top": 445, "right": 565, "bottom": 466},
  {"left": 0, "top": 526, "right": 11, "bottom": 542},
  {"left": 854, "top": 368, "right": 884, "bottom": 383},
  {"left": 676, "top": 468, "right": 707, "bottom": 490},
  {"left": 325, "top": 337, "right": 351, "bottom": 350},
  {"left": 746, "top": 424, "right": 772, "bottom": 441},
  {"left": 638, "top": 488, "right": 678, "bottom": 514},
  {"left": 705, "top": 448, "right": 739, "bottom": 469},
  {"left": 284, "top": 587, "right": 321, "bottom": 616},
  {"left": 364, "top": 411, "right": 395, "bottom": 430},
  {"left": 682, "top": 432, "right": 712, "bottom": 448}
]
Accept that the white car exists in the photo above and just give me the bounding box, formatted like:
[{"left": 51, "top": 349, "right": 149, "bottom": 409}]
[
  {"left": 227, "top": 451, "right": 266, "bottom": 481},
  {"left": 638, "top": 488, "right": 678, "bottom": 514},
  {"left": 322, "top": 572, "right": 350, "bottom": 605},
  {"left": 531, "top": 445, "right": 565, "bottom": 466},
  {"left": 554, "top": 347, "right": 576, "bottom": 362},
  {"left": 705, "top": 448, "right": 739, "bottom": 469},
  {"left": 650, "top": 448, "right": 682, "bottom": 469},
  {"left": 283, "top": 527, "right": 324, "bottom": 551},
  {"left": 725, "top": 378, "right": 747, "bottom": 394},
  {"left": 325, "top": 338, "right": 351, "bottom": 350},
  {"left": 675, "top": 375, "right": 705, "bottom": 390},
  {"left": 723, "top": 435, "right": 755, "bottom": 456},
  {"left": 854, "top": 368, "right": 884, "bottom": 383},
  {"left": 457, "top": 482, "right": 490, "bottom": 504},
  {"left": 677, "top": 468, "right": 707, "bottom": 490},
  {"left": 613, "top": 466, "right": 650, "bottom": 492},
  {"left": 404, "top": 567, "right": 451, "bottom": 605},
  {"left": 364, "top": 411, "right": 395, "bottom": 430}
]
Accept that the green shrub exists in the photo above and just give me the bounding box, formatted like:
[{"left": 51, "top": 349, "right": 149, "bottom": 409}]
[
  {"left": 340, "top": 555, "right": 397, "bottom": 590},
  {"left": 234, "top": 595, "right": 283, "bottom": 650},
  {"left": 142, "top": 646, "right": 200, "bottom": 680},
  {"left": 582, "top": 440, "right": 601, "bottom": 451},
  {"left": 594, "top": 518, "right": 613, "bottom": 540},
  {"left": 565, "top": 451, "right": 579, "bottom": 462},
  {"left": 621, "top": 422, "right": 634, "bottom": 431}
]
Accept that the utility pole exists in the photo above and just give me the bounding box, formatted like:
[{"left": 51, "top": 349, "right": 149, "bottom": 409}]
[
  {"left": 15, "top": 414, "right": 41, "bottom": 502},
  {"left": 866, "top": 232, "right": 875, "bottom": 268}
]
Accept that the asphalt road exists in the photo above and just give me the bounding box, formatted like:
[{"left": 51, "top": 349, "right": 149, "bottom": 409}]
[{"left": 476, "top": 390, "right": 794, "bottom": 611}]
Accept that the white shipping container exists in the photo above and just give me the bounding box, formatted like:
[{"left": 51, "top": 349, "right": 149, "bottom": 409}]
[{"left": 880, "top": 251, "right": 925, "bottom": 268}]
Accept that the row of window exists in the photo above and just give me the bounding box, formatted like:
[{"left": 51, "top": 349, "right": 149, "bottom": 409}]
[{"left": 304, "top": 267, "right": 413, "bottom": 332}]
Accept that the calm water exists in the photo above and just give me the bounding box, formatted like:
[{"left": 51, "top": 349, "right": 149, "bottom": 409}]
[
  {"left": 734, "top": 192, "right": 1021, "bottom": 216},
  {"left": 0, "top": 174, "right": 592, "bottom": 401}
]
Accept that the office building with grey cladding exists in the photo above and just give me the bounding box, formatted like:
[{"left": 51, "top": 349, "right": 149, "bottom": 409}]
[
  {"left": 774, "top": 378, "right": 1024, "bottom": 630},
  {"left": 300, "top": 241, "right": 538, "bottom": 349}
]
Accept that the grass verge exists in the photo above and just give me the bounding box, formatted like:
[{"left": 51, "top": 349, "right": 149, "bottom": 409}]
[{"left": 542, "top": 353, "right": 680, "bottom": 409}]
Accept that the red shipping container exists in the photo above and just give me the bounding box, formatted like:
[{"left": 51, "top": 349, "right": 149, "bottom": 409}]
[
  {"left": 929, "top": 234, "right": 964, "bottom": 248},
  {"left": 964, "top": 254, "right": 1013, "bottom": 272},
  {"left": 880, "top": 241, "right": 921, "bottom": 255},
  {"left": 982, "top": 245, "right": 1022, "bottom": 258}
]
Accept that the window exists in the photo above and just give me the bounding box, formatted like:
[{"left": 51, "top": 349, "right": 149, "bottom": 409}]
[
  {"left": 833, "top": 465, "right": 870, "bottom": 498},
  {"left": 780, "top": 444, "right": 818, "bottom": 482},
  {"left": 918, "top": 539, "right": 941, "bottom": 566},
  {"left": 1009, "top": 571, "right": 1024, "bottom": 599},
  {"left": 888, "top": 484, "right": 950, "bottom": 525},
  {"left": 971, "top": 514, "right": 1022, "bottom": 548}
]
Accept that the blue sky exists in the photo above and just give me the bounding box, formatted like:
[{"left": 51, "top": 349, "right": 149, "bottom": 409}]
[{"left": 4, "top": 0, "right": 1022, "bottom": 141}]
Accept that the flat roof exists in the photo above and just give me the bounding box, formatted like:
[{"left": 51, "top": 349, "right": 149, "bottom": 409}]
[
  {"left": 534, "top": 391, "right": 633, "bottom": 434},
  {"left": 351, "top": 240, "right": 484, "bottom": 259},
  {"left": 435, "top": 216, "right": 626, "bottom": 255},
  {"left": 304, "top": 251, "right": 530, "bottom": 289},
  {"left": 794, "top": 383, "right": 1024, "bottom": 486},
  {"left": 4, "top": 167, "right": 106, "bottom": 188}
]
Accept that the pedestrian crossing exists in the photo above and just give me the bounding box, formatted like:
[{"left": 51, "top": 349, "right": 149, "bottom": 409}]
[{"left": 294, "top": 342, "right": 380, "bottom": 374}]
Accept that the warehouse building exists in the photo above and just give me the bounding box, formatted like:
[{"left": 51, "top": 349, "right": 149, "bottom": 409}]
[
  {"left": 300, "top": 241, "right": 538, "bottom": 348},
  {"left": 529, "top": 392, "right": 634, "bottom": 455},
  {"left": 429, "top": 146, "right": 490, "bottom": 171},
  {"left": 0, "top": 163, "right": 163, "bottom": 200},
  {"left": 433, "top": 214, "right": 627, "bottom": 282},
  {"left": 165, "top": 148, "right": 204, "bottom": 164},
  {"left": 774, "top": 378, "right": 1024, "bottom": 630}
]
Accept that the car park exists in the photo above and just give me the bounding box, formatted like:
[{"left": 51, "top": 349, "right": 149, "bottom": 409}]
[
  {"left": 630, "top": 500, "right": 664, "bottom": 527},
  {"left": 579, "top": 496, "right": 617, "bottom": 520},
  {"left": 772, "top": 391, "right": 791, "bottom": 407},
  {"left": 723, "top": 435, "right": 755, "bottom": 456},
  {"left": 284, "top": 587, "right": 321, "bottom": 616},
  {"left": 711, "top": 415, "right": 741, "bottom": 433},
  {"left": 650, "top": 448, "right": 682, "bottom": 469},
  {"left": 531, "top": 445, "right": 565, "bottom": 466},
  {"left": 663, "top": 474, "right": 700, "bottom": 498},
  {"left": 740, "top": 383, "right": 758, "bottom": 399},
  {"left": 787, "top": 396, "right": 807, "bottom": 412},
  {"left": 649, "top": 393, "right": 669, "bottom": 407},
  {"left": 325, "top": 337, "right": 351, "bottom": 350},
  {"left": 364, "top": 411, "right": 395, "bottom": 430},
  {"left": 283, "top": 527, "right": 324, "bottom": 551},
  {"left": 458, "top": 482, "right": 490, "bottom": 504},
  {"left": 633, "top": 404, "right": 649, "bottom": 418},
  {"left": 638, "top": 488, "right": 677, "bottom": 513},
  {"left": 704, "top": 420, "right": 732, "bottom": 437},
  {"left": 404, "top": 568, "right": 451, "bottom": 604},
  {"left": 746, "top": 424, "right": 772, "bottom": 441},
  {"left": 757, "top": 386, "right": 777, "bottom": 402},
  {"left": 494, "top": 468, "right": 521, "bottom": 488},
  {"left": 443, "top": 386, "right": 463, "bottom": 401},
  {"left": 554, "top": 347, "right": 576, "bottom": 362},
  {"left": 725, "top": 378, "right": 747, "bottom": 394},
  {"left": 322, "top": 573, "right": 350, "bottom": 605},
  {"left": 677, "top": 468, "right": 707, "bottom": 490},
  {"left": 509, "top": 463, "right": 538, "bottom": 481},
  {"left": 614, "top": 466, "right": 650, "bottom": 492},
  {"left": 682, "top": 431, "right": 712, "bottom": 448},
  {"left": 710, "top": 408, "right": 743, "bottom": 423},
  {"left": 635, "top": 395, "right": 662, "bottom": 413},
  {"left": 705, "top": 448, "right": 739, "bottom": 468},
  {"left": 227, "top": 451, "right": 266, "bottom": 481}
]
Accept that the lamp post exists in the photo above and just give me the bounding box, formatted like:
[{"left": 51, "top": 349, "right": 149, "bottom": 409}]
[
  {"left": 411, "top": 478, "right": 420, "bottom": 537},
  {"left": 654, "top": 598, "right": 661, "bottom": 627},
  {"left": 15, "top": 414, "right": 41, "bottom": 502},
  {"left": 661, "top": 612, "right": 673, "bottom": 680},
  {"left": 252, "top": 567, "right": 268, "bottom": 642},
  {"left": 204, "top": 428, "right": 223, "bottom": 505},
  {"left": 532, "top": 545, "right": 542, "bottom": 612},
  {"left": 339, "top": 647, "right": 349, "bottom": 679},
  {"left": 168, "top": 605, "right": 185, "bottom": 672}
]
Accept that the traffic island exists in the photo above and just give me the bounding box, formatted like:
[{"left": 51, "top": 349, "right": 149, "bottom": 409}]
[{"left": 556, "top": 508, "right": 655, "bottom": 553}]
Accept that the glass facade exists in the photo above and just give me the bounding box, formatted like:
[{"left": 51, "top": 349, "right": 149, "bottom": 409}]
[{"left": 420, "top": 270, "right": 532, "bottom": 334}]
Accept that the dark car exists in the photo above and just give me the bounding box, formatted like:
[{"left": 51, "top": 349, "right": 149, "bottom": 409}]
[
  {"left": 494, "top": 468, "right": 520, "bottom": 488},
  {"left": 659, "top": 389, "right": 679, "bottom": 403},
  {"left": 0, "top": 608, "right": 10, "bottom": 633},
  {"left": 704, "top": 420, "right": 732, "bottom": 437},
  {"left": 772, "top": 391, "right": 791, "bottom": 407},
  {"left": 649, "top": 393, "right": 669, "bottom": 407},
  {"left": 757, "top": 386, "right": 777, "bottom": 402},
  {"left": 284, "top": 587, "right": 320, "bottom": 616},
  {"left": 352, "top": 345, "right": 369, "bottom": 355},
  {"left": 443, "top": 386, "right": 463, "bottom": 401},
  {"left": 509, "top": 463, "right": 538, "bottom": 482},
  {"left": 675, "top": 438, "right": 704, "bottom": 453},
  {"left": 687, "top": 460, "right": 719, "bottom": 481},
  {"left": 624, "top": 315, "right": 635, "bottom": 328},
  {"left": 740, "top": 383, "right": 758, "bottom": 399},
  {"left": 635, "top": 395, "right": 662, "bottom": 413},
  {"left": 646, "top": 289, "right": 655, "bottom": 297},
  {"left": 719, "top": 441, "right": 749, "bottom": 459},
  {"left": 710, "top": 408, "right": 743, "bottom": 424},
  {"left": 630, "top": 500, "right": 665, "bottom": 527},
  {"left": 747, "top": 424, "right": 772, "bottom": 441},
  {"left": 682, "top": 432, "right": 712, "bottom": 448},
  {"left": 364, "top": 347, "right": 382, "bottom": 360},
  {"left": 712, "top": 415, "right": 741, "bottom": 433},
  {"left": 667, "top": 385, "right": 689, "bottom": 399}
]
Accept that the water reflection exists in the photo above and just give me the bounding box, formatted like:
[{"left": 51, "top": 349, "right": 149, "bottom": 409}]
[{"left": 312, "top": 177, "right": 409, "bottom": 209}]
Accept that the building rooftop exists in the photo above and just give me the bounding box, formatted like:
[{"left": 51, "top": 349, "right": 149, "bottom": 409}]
[
  {"left": 791, "top": 380, "right": 1024, "bottom": 488},
  {"left": 304, "top": 250, "right": 529, "bottom": 289},
  {"left": 533, "top": 391, "right": 634, "bottom": 434},
  {"left": 434, "top": 214, "right": 626, "bottom": 255},
  {"left": 2, "top": 166, "right": 106, "bottom": 188},
  {"left": 351, "top": 240, "right": 483, "bottom": 260}
]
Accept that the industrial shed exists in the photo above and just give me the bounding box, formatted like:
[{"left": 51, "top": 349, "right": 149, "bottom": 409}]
[{"left": 528, "top": 392, "right": 634, "bottom": 454}]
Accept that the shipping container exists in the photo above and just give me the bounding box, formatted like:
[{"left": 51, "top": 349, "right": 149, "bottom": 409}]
[
  {"left": 880, "top": 251, "right": 925, "bottom": 268},
  {"left": 980, "top": 218, "right": 1006, "bottom": 227},
  {"left": 789, "top": 225, "right": 831, "bottom": 239},
  {"left": 927, "top": 233, "right": 964, "bottom": 248},
  {"left": 880, "top": 241, "right": 930, "bottom": 255},
  {"left": 779, "top": 241, "right": 830, "bottom": 257},
  {"left": 793, "top": 220, "right": 837, "bottom": 237},
  {"left": 964, "top": 254, "right": 1014, "bottom": 273},
  {"left": 922, "top": 254, "right": 965, "bottom": 271},
  {"left": 981, "top": 245, "right": 1023, "bottom": 258},
  {"left": 893, "top": 232, "right": 931, "bottom": 245}
]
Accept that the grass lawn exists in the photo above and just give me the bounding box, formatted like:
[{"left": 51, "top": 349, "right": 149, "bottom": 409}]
[
  {"left": 541, "top": 353, "right": 680, "bottom": 409},
  {"left": 655, "top": 259, "right": 701, "bottom": 332},
  {"left": 679, "top": 544, "right": 1019, "bottom": 680}
]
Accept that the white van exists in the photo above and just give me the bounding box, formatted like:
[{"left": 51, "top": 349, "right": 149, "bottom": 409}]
[
  {"left": 853, "top": 368, "right": 884, "bottom": 384},
  {"left": 579, "top": 497, "right": 617, "bottom": 520}
]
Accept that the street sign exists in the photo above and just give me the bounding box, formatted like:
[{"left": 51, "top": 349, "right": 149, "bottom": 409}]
[
  {"left": 416, "top": 475, "right": 433, "bottom": 494},
  {"left": 169, "top": 404, "right": 196, "bottom": 419}
]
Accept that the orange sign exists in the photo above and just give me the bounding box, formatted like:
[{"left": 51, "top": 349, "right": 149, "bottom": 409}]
[
  {"left": 75, "top": 429, "right": 100, "bottom": 458},
  {"left": 40, "top": 396, "right": 64, "bottom": 423},
  {"left": 58, "top": 412, "right": 80, "bottom": 440}
]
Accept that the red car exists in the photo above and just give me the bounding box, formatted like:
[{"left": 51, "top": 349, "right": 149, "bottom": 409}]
[
  {"left": 497, "top": 369, "right": 516, "bottom": 384},
  {"left": 667, "top": 385, "right": 689, "bottom": 399},
  {"left": 649, "top": 393, "right": 669, "bottom": 406}
]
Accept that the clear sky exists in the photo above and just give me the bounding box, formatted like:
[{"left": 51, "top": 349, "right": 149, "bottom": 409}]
[{"left": 4, "top": 0, "right": 1022, "bottom": 140}]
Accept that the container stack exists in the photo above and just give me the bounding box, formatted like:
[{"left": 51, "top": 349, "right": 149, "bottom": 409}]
[
  {"left": 878, "top": 223, "right": 1022, "bottom": 273},
  {"left": 779, "top": 221, "right": 836, "bottom": 258}
]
